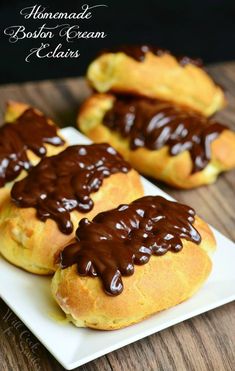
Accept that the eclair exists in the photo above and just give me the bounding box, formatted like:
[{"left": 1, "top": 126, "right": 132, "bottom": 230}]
[
  {"left": 51, "top": 195, "right": 216, "bottom": 330},
  {"left": 87, "top": 45, "right": 226, "bottom": 116},
  {"left": 0, "top": 101, "right": 66, "bottom": 206},
  {"left": 0, "top": 144, "right": 143, "bottom": 274},
  {"left": 77, "top": 94, "right": 235, "bottom": 188}
]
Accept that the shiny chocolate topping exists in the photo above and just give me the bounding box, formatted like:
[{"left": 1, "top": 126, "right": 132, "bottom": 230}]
[
  {"left": 0, "top": 108, "right": 64, "bottom": 187},
  {"left": 11, "top": 144, "right": 131, "bottom": 234},
  {"left": 102, "top": 45, "right": 203, "bottom": 67},
  {"left": 103, "top": 96, "right": 227, "bottom": 172},
  {"left": 61, "top": 195, "right": 201, "bottom": 295}
]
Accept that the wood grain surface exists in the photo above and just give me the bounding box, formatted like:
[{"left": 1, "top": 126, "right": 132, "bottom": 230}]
[{"left": 0, "top": 62, "right": 234, "bottom": 371}]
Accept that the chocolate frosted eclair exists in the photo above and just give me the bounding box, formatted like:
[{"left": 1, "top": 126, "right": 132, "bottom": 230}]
[
  {"left": 0, "top": 101, "right": 66, "bottom": 206},
  {"left": 99, "top": 45, "right": 203, "bottom": 67},
  {"left": 0, "top": 144, "right": 143, "bottom": 274},
  {"left": 87, "top": 45, "right": 226, "bottom": 116},
  {"left": 51, "top": 195, "right": 216, "bottom": 330},
  {"left": 78, "top": 94, "right": 235, "bottom": 188}
]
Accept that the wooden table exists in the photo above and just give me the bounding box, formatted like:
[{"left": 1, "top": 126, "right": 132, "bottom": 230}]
[{"left": 0, "top": 62, "right": 234, "bottom": 371}]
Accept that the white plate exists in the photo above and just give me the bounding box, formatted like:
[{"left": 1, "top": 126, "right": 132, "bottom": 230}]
[{"left": 0, "top": 127, "right": 234, "bottom": 370}]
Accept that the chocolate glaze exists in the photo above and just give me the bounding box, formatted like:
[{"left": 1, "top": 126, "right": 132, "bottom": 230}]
[
  {"left": 101, "top": 45, "right": 203, "bottom": 67},
  {"left": 11, "top": 144, "right": 131, "bottom": 234},
  {"left": 61, "top": 195, "right": 201, "bottom": 295},
  {"left": 103, "top": 96, "right": 227, "bottom": 172},
  {"left": 0, "top": 108, "right": 64, "bottom": 187}
]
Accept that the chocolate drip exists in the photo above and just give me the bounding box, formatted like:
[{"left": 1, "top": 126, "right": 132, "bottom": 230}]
[
  {"left": 11, "top": 144, "right": 131, "bottom": 234},
  {"left": 0, "top": 108, "right": 64, "bottom": 187},
  {"left": 101, "top": 45, "right": 203, "bottom": 67},
  {"left": 103, "top": 97, "right": 227, "bottom": 172},
  {"left": 61, "top": 195, "right": 201, "bottom": 295}
]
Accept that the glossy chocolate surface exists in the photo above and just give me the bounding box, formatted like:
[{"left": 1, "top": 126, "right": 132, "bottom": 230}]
[
  {"left": 102, "top": 45, "right": 203, "bottom": 67},
  {"left": 11, "top": 144, "right": 131, "bottom": 234},
  {"left": 0, "top": 108, "right": 64, "bottom": 187},
  {"left": 103, "top": 96, "right": 226, "bottom": 172},
  {"left": 61, "top": 195, "right": 201, "bottom": 295}
]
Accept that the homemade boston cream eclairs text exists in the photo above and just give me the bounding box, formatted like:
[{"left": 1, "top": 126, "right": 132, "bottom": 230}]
[
  {"left": 52, "top": 195, "right": 216, "bottom": 330},
  {"left": 0, "top": 144, "right": 143, "bottom": 274}
]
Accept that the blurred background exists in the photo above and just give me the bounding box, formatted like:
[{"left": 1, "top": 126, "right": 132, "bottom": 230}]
[{"left": 0, "top": 0, "right": 235, "bottom": 84}]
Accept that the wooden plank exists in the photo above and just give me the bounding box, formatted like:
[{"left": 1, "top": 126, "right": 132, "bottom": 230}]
[{"left": 0, "top": 62, "right": 235, "bottom": 371}]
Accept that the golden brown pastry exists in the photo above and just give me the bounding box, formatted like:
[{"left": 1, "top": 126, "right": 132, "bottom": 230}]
[
  {"left": 87, "top": 45, "right": 226, "bottom": 116},
  {"left": 77, "top": 94, "right": 235, "bottom": 188},
  {"left": 51, "top": 195, "right": 216, "bottom": 330},
  {"left": 0, "top": 101, "right": 66, "bottom": 206},
  {"left": 0, "top": 144, "right": 143, "bottom": 274}
]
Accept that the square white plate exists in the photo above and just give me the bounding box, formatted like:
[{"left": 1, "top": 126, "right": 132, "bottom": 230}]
[{"left": 0, "top": 127, "right": 234, "bottom": 370}]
